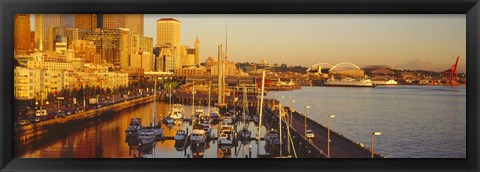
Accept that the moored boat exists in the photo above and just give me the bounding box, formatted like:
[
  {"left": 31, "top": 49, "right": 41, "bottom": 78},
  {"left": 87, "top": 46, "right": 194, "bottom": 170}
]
[
  {"left": 138, "top": 128, "right": 156, "bottom": 144},
  {"left": 125, "top": 118, "right": 142, "bottom": 136}
]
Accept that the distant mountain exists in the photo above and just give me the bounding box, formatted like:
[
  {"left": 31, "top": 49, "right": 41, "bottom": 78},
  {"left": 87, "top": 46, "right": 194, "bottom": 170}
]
[{"left": 396, "top": 58, "right": 440, "bottom": 72}]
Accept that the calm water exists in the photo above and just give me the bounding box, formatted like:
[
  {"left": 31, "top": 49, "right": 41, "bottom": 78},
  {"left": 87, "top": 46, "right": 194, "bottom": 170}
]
[
  {"left": 269, "top": 85, "right": 466, "bottom": 158},
  {"left": 18, "top": 85, "right": 466, "bottom": 158},
  {"left": 19, "top": 102, "right": 268, "bottom": 158}
]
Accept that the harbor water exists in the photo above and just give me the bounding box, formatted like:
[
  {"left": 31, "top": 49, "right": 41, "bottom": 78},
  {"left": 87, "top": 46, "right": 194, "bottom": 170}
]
[
  {"left": 270, "top": 85, "right": 466, "bottom": 158},
  {"left": 18, "top": 102, "right": 268, "bottom": 158}
]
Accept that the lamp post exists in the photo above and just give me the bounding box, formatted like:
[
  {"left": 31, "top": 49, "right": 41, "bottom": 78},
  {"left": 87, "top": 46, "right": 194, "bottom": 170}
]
[
  {"left": 371, "top": 131, "right": 382, "bottom": 158},
  {"left": 327, "top": 114, "right": 335, "bottom": 158},
  {"left": 304, "top": 105, "right": 310, "bottom": 138}
]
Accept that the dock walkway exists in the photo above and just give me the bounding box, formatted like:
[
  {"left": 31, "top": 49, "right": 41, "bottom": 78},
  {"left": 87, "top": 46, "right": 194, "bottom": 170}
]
[{"left": 265, "top": 103, "right": 383, "bottom": 158}]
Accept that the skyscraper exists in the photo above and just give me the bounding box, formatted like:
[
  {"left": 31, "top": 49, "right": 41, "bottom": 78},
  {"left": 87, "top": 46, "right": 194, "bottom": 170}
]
[
  {"left": 75, "top": 14, "right": 98, "bottom": 30},
  {"left": 101, "top": 14, "right": 144, "bottom": 35},
  {"left": 34, "top": 14, "right": 62, "bottom": 51},
  {"left": 61, "top": 14, "right": 76, "bottom": 28},
  {"left": 157, "top": 18, "right": 180, "bottom": 69},
  {"left": 14, "top": 14, "right": 31, "bottom": 51},
  {"left": 102, "top": 14, "right": 126, "bottom": 29},
  {"left": 125, "top": 14, "right": 144, "bottom": 35}
]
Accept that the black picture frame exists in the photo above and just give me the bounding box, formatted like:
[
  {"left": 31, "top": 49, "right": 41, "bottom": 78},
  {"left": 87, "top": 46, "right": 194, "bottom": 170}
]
[{"left": 1, "top": 0, "right": 479, "bottom": 171}]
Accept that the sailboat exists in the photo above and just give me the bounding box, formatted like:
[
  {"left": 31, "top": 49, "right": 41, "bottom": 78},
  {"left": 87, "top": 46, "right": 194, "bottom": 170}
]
[{"left": 238, "top": 86, "right": 251, "bottom": 140}]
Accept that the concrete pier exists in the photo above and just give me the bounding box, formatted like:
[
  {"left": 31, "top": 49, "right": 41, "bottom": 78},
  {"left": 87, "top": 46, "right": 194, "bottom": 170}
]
[{"left": 264, "top": 101, "right": 384, "bottom": 158}]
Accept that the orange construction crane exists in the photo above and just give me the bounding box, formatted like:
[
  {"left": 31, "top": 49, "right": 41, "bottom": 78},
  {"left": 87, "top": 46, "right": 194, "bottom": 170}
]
[{"left": 442, "top": 56, "right": 459, "bottom": 85}]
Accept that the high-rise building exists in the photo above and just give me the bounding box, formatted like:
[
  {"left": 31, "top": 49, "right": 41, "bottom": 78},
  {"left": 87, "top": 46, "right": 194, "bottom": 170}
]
[
  {"left": 64, "top": 27, "right": 88, "bottom": 48},
  {"left": 157, "top": 18, "right": 180, "bottom": 69},
  {"left": 119, "top": 28, "right": 133, "bottom": 69},
  {"left": 48, "top": 26, "right": 61, "bottom": 51},
  {"left": 125, "top": 14, "right": 144, "bottom": 35},
  {"left": 14, "top": 14, "right": 31, "bottom": 51},
  {"left": 194, "top": 36, "right": 200, "bottom": 65},
  {"left": 35, "top": 14, "right": 62, "bottom": 51},
  {"left": 101, "top": 14, "right": 144, "bottom": 34},
  {"left": 102, "top": 14, "right": 126, "bottom": 29},
  {"left": 85, "top": 29, "right": 122, "bottom": 67},
  {"left": 61, "top": 14, "right": 76, "bottom": 28},
  {"left": 75, "top": 14, "right": 98, "bottom": 30}
]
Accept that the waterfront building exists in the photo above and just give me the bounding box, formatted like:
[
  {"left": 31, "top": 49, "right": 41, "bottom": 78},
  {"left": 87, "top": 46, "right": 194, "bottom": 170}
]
[
  {"left": 75, "top": 14, "right": 98, "bottom": 30},
  {"left": 14, "top": 67, "right": 65, "bottom": 100},
  {"left": 27, "top": 61, "right": 73, "bottom": 70},
  {"left": 174, "top": 65, "right": 207, "bottom": 76},
  {"left": 14, "top": 67, "right": 40, "bottom": 100},
  {"left": 14, "top": 14, "right": 31, "bottom": 52}
]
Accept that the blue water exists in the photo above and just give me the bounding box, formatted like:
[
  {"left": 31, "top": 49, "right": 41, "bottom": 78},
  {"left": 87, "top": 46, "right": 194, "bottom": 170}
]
[{"left": 270, "top": 85, "right": 466, "bottom": 158}]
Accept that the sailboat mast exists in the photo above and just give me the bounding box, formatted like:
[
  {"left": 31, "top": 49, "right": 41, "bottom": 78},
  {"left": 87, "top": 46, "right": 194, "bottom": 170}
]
[
  {"left": 208, "top": 81, "right": 211, "bottom": 115},
  {"left": 192, "top": 80, "right": 195, "bottom": 117},
  {"left": 257, "top": 71, "right": 266, "bottom": 157},
  {"left": 153, "top": 76, "right": 157, "bottom": 124}
]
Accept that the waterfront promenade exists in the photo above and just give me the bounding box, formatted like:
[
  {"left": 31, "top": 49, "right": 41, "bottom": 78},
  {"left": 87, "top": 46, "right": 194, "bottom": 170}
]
[
  {"left": 289, "top": 109, "right": 383, "bottom": 158},
  {"left": 264, "top": 101, "right": 383, "bottom": 158}
]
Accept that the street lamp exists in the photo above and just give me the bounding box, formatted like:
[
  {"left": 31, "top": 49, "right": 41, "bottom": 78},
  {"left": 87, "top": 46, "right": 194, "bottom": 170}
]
[
  {"left": 304, "top": 105, "right": 310, "bottom": 138},
  {"left": 327, "top": 114, "right": 335, "bottom": 158},
  {"left": 371, "top": 131, "right": 382, "bottom": 158}
]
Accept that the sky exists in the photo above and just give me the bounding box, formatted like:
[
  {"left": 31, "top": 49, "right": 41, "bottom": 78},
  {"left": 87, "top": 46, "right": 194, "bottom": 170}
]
[
  {"left": 31, "top": 14, "right": 467, "bottom": 72},
  {"left": 144, "top": 14, "right": 466, "bottom": 72}
]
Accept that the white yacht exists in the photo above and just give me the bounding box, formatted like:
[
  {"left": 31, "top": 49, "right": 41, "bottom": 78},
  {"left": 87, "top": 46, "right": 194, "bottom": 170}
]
[
  {"left": 170, "top": 104, "right": 184, "bottom": 120},
  {"left": 372, "top": 79, "right": 398, "bottom": 85}
]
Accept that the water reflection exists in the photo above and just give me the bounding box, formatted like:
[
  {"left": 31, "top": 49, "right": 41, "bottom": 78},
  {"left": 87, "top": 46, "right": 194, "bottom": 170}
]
[{"left": 18, "top": 101, "right": 268, "bottom": 158}]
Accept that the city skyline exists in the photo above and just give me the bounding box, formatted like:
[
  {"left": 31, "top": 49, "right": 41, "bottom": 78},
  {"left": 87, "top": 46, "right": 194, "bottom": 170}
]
[{"left": 29, "top": 14, "right": 467, "bottom": 72}]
